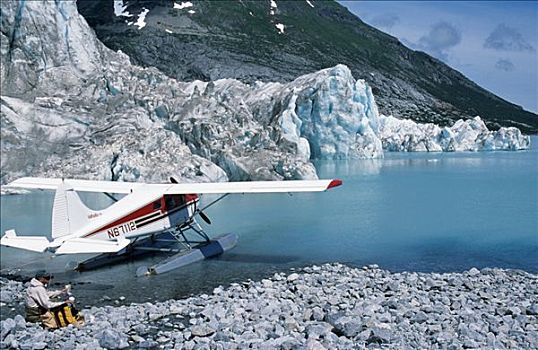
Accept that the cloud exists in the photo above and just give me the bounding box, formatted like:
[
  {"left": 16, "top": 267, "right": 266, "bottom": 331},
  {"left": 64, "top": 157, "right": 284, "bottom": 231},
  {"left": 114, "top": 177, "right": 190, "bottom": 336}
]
[
  {"left": 370, "top": 13, "right": 400, "bottom": 30},
  {"left": 414, "top": 22, "right": 462, "bottom": 61},
  {"left": 495, "top": 59, "right": 515, "bottom": 72},
  {"left": 484, "top": 24, "right": 535, "bottom": 52}
]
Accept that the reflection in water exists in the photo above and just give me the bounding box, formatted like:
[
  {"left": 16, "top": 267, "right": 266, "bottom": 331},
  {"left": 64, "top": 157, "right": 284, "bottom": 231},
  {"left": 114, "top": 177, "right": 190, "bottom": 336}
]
[
  {"left": 217, "top": 253, "right": 299, "bottom": 264},
  {"left": 314, "top": 159, "right": 382, "bottom": 176}
]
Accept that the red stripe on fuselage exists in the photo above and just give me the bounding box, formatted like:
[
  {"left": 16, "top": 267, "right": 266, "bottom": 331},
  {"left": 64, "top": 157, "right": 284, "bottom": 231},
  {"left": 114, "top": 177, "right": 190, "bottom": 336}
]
[
  {"left": 83, "top": 199, "right": 162, "bottom": 238},
  {"left": 83, "top": 195, "right": 199, "bottom": 238}
]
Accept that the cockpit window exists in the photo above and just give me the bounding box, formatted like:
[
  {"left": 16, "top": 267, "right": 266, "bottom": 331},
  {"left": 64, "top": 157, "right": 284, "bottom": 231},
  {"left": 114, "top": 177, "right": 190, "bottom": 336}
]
[
  {"left": 164, "top": 195, "right": 186, "bottom": 210},
  {"left": 153, "top": 200, "right": 162, "bottom": 210},
  {"left": 165, "top": 196, "right": 176, "bottom": 209}
]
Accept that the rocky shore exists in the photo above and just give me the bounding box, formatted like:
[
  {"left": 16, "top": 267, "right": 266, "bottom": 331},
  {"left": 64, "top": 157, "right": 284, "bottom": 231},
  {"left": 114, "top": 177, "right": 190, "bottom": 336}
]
[{"left": 1, "top": 263, "right": 537, "bottom": 349}]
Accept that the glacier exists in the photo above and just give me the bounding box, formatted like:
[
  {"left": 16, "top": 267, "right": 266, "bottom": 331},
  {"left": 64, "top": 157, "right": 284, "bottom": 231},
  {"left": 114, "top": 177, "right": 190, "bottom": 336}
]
[
  {"left": 0, "top": 0, "right": 531, "bottom": 189},
  {"left": 379, "top": 115, "right": 530, "bottom": 152}
]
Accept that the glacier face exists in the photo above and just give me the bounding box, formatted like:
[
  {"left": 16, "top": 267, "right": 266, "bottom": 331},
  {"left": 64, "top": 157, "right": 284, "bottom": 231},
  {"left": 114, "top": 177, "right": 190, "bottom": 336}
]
[
  {"left": 268, "top": 66, "right": 383, "bottom": 160},
  {"left": 379, "top": 115, "right": 530, "bottom": 152},
  {"left": 0, "top": 1, "right": 531, "bottom": 187}
]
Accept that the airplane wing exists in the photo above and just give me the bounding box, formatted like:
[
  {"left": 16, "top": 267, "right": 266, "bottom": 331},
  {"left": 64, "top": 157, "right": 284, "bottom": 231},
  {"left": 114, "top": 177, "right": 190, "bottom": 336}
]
[
  {"left": 164, "top": 179, "right": 343, "bottom": 194},
  {"left": 5, "top": 177, "right": 342, "bottom": 194},
  {"left": 5, "top": 177, "right": 144, "bottom": 194}
]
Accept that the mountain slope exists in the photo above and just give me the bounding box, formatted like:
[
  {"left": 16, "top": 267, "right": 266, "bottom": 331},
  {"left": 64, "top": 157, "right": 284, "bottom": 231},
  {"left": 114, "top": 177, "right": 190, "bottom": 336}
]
[
  {"left": 76, "top": 0, "right": 538, "bottom": 134},
  {"left": 0, "top": 1, "right": 529, "bottom": 186}
]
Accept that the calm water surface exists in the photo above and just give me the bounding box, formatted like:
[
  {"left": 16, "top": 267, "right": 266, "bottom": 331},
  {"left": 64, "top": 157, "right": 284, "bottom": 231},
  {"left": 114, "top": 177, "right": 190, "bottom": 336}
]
[{"left": 1, "top": 137, "right": 537, "bottom": 312}]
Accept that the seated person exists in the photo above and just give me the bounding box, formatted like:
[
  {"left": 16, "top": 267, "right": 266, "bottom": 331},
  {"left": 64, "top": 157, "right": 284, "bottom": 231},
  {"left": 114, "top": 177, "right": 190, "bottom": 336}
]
[{"left": 25, "top": 271, "right": 70, "bottom": 326}]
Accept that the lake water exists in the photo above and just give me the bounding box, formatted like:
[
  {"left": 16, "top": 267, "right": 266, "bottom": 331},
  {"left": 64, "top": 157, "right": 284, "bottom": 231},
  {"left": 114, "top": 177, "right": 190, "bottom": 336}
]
[{"left": 1, "top": 137, "right": 537, "bottom": 311}]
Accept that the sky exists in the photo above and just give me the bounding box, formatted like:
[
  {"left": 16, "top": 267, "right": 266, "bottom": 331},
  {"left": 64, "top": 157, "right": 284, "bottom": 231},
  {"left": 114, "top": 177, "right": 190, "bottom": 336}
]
[{"left": 340, "top": 1, "right": 538, "bottom": 114}]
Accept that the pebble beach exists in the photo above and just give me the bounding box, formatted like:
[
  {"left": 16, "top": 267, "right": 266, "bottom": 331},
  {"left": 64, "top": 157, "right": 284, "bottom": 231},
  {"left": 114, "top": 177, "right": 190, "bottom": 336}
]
[{"left": 1, "top": 263, "right": 537, "bottom": 349}]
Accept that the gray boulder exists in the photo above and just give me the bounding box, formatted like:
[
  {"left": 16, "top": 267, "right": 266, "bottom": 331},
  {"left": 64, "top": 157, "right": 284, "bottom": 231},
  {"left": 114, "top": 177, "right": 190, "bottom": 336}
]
[{"left": 96, "top": 329, "right": 129, "bottom": 349}]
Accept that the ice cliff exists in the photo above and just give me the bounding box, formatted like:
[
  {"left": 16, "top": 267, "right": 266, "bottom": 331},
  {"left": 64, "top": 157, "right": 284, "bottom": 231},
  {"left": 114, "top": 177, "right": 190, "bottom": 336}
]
[
  {"left": 0, "top": 1, "right": 531, "bottom": 186},
  {"left": 379, "top": 115, "right": 530, "bottom": 152}
]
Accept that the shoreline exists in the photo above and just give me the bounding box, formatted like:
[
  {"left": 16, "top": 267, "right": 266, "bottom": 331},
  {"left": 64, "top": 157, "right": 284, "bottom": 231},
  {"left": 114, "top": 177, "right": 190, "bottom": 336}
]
[{"left": 1, "top": 263, "right": 537, "bottom": 349}]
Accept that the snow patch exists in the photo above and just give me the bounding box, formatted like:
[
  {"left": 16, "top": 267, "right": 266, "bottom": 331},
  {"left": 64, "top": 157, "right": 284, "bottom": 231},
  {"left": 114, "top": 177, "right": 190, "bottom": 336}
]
[
  {"left": 275, "top": 23, "right": 285, "bottom": 34},
  {"left": 113, "top": 0, "right": 132, "bottom": 17},
  {"left": 306, "top": 0, "right": 314, "bottom": 8},
  {"left": 270, "top": 0, "right": 277, "bottom": 15},
  {"left": 188, "top": 10, "right": 196, "bottom": 14},
  {"left": 174, "top": 2, "right": 193, "bottom": 10},
  {"left": 134, "top": 8, "right": 149, "bottom": 30}
]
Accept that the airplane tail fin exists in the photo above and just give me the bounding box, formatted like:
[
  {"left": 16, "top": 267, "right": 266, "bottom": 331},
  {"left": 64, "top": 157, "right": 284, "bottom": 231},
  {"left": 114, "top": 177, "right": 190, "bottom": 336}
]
[{"left": 52, "top": 181, "right": 100, "bottom": 239}]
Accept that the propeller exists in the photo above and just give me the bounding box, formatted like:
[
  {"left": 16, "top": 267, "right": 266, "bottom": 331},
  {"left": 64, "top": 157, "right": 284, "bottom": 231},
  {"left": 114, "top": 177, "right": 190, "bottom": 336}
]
[
  {"left": 170, "top": 176, "right": 212, "bottom": 225},
  {"left": 197, "top": 210, "right": 212, "bottom": 225}
]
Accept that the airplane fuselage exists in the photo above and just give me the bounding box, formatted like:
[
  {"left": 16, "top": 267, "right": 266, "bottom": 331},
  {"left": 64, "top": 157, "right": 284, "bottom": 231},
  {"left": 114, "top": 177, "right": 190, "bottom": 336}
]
[{"left": 58, "top": 193, "right": 199, "bottom": 244}]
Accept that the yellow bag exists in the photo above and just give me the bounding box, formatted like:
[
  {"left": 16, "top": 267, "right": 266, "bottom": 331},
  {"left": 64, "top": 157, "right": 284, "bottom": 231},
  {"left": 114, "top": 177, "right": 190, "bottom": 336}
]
[{"left": 50, "top": 305, "right": 82, "bottom": 328}]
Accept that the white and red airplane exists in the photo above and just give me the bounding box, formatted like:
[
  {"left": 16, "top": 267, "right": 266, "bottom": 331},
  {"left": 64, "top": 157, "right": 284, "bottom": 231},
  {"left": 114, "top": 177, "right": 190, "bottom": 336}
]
[{"left": 1, "top": 177, "right": 342, "bottom": 275}]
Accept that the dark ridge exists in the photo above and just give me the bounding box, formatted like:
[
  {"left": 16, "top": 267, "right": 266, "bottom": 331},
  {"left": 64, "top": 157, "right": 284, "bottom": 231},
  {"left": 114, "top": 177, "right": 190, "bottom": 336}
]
[{"left": 77, "top": 0, "right": 538, "bottom": 133}]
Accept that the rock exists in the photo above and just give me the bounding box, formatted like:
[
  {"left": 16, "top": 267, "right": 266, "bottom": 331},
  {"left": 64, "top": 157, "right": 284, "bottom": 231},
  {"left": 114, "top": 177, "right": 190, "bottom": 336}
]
[
  {"left": 526, "top": 305, "right": 538, "bottom": 316},
  {"left": 287, "top": 273, "right": 300, "bottom": 282},
  {"left": 410, "top": 311, "right": 429, "bottom": 324},
  {"left": 274, "top": 336, "right": 302, "bottom": 349},
  {"left": 508, "top": 307, "right": 521, "bottom": 316},
  {"left": 463, "top": 338, "right": 479, "bottom": 348},
  {"left": 1, "top": 318, "right": 16, "bottom": 339},
  {"left": 0, "top": 291, "right": 13, "bottom": 304},
  {"left": 468, "top": 268, "right": 481, "bottom": 276},
  {"left": 261, "top": 279, "right": 273, "bottom": 288},
  {"left": 32, "top": 342, "right": 47, "bottom": 350},
  {"left": 305, "top": 339, "right": 327, "bottom": 350},
  {"left": 0, "top": 263, "right": 535, "bottom": 349},
  {"left": 366, "top": 326, "right": 393, "bottom": 345},
  {"left": 139, "top": 340, "right": 159, "bottom": 348},
  {"left": 13, "top": 315, "right": 26, "bottom": 330},
  {"left": 96, "top": 329, "right": 128, "bottom": 349},
  {"left": 190, "top": 324, "right": 216, "bottom": 337},
  {"left": 131, "top": 334, "right": 145, "bottom": 342},
  {"left": 305, "top": 322, "right": 333, "bottom": 340},
  {"left": 386, "top": 281, "right": 400, "bottom": 292},
  {"left": 333, "top": 316, "right": 362, "bottom": 338},
  {"left": 312, "top": 307, "right": 324, "bottom": 322}
]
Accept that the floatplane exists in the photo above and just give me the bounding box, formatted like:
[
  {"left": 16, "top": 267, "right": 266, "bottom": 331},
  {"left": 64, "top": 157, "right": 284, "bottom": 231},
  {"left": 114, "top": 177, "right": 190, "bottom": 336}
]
[{"left": 1, "top": 177, "right": 342, "bottom": 276}]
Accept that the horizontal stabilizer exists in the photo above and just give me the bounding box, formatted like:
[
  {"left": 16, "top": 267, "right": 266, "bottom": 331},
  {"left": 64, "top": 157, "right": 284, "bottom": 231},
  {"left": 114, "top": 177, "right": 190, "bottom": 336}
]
[
  {"left": 0, "top": 230, "right": 51, "bottom": 253},
  {"left": 55, "top": 237, "right": 131, "bottom": 255}
]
